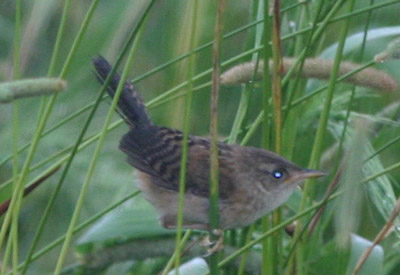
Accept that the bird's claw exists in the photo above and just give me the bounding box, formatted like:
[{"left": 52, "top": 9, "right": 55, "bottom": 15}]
[{"left": 201, "top": 229, "right": 224, "bottom": 257}]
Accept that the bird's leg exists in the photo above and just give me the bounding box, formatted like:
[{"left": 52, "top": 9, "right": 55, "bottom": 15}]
[{"left": 201, "top": 229, "right": 224, "bottom": 256}]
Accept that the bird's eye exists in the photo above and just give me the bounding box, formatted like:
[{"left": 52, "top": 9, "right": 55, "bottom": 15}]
[{"left": 272, "top": 169, "right": 285, "bottom": 179}]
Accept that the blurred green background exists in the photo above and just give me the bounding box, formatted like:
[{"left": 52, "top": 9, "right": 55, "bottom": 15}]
[{"left": 0, "top": 0, "right": 400, "bottom": 274}]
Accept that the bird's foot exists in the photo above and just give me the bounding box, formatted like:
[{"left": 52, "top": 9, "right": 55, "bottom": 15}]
[{"left": 201, "top": 229, "right": 224, "bottom": 256}]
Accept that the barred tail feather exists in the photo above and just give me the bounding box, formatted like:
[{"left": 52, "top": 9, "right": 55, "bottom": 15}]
[{"left": 92, "top": 56, "right": 152, "bottom": 128}]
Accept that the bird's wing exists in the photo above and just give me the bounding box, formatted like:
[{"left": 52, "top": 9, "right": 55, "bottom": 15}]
[{"left": 119, "top": 126, "right": 235, "bottom": 199}]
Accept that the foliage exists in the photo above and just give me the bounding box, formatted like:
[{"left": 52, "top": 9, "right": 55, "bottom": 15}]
[{"left": 0, "top": 0, "right": 400, "bottom": 274}]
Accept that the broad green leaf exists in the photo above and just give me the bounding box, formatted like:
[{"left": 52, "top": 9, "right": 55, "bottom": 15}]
[
  {"left": 335, "top": 118, "right": 368, "bottom": 247},
  {"left": 76, "top": 206, "right": 175, "bottom": 254},
  {"left": 346, "top": 234, "right": 384, "bottom": 275},
  {"left": 321, "top": 27, "right": 400, "bottom": 58}
]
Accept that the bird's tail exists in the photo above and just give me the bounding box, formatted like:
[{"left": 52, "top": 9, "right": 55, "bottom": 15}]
[{"left": 92, "top": 56, "right": 152, "bottom": 128}]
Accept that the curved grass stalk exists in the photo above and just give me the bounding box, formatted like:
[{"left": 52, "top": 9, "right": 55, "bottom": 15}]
[
  {"left": 52, "top": 2, "right": 154, "bottom": 272},
  {"left": 295, "top": 0, "right": 356, "bottom": 273},
  {"left": 161, "top": 230, "right": 193, "bottom": 275},
  {"left": 173, "top": 0, "right": 199, "bottom": 272},
  {"left": 21, "top": 0, "right": 153, "bottom": 272},
  {"left": 0, "top": 0, "right": 73, "bottom": 257},
  {"left": 19, "top": 1, "right": 105, "bottom": 273},
  {"left": 10, "top": 0, "right": 22, "bottom": 273}
]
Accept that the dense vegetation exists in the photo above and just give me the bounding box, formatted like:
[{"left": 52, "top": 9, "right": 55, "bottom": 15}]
[{"left": 0, "top": 0, "right": 400, "bottom": 274}]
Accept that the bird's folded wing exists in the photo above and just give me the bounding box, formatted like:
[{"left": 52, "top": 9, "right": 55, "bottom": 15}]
[{"left": 119, "top": 126, "right": 235, "bottom": 199}]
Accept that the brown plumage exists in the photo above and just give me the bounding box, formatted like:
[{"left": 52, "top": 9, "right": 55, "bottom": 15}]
[{"left": 93, "top": 56, "right": 325, "bottom": 230}]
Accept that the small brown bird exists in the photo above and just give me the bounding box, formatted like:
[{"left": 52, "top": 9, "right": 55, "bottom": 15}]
[{"left": 93, "top": 56, "right": 325, "bottom": 231}]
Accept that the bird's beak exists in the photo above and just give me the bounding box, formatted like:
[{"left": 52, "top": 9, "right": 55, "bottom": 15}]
[
  {"left": 286, "top": 169, "right": 326, "bottom": 184},
  {"left": 302, "top": 169, "right": 327, "bottom": 178}
]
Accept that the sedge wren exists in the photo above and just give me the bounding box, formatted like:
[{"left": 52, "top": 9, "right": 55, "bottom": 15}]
[{"left": 93, "top": 56, "right": 325, "bottom": 231}]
